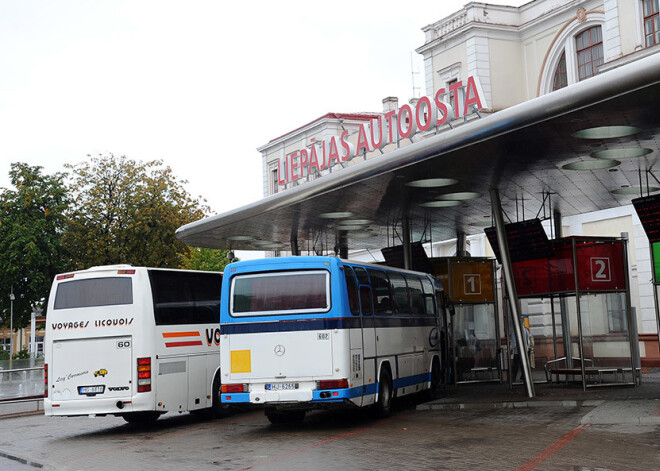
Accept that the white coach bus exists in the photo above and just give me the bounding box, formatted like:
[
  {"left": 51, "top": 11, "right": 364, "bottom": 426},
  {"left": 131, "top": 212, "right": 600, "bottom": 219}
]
[
  {"left": 44, "top": 265, "right": 223, "bottom": 424},
  {"left": 219, "top": 256, "right": 444, "bottom": 423}
]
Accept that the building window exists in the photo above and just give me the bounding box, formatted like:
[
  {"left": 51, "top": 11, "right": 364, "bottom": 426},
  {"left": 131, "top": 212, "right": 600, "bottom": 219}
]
[
  {"left": 552, "top": 51, "right": 568, "bottom": 91},
  {"left": 0, "top": 337, "right": 10, "bottom": 352},
  {"left": 576, "top": 26, "right": 604, "bottom": 81},
  {"left": 268, "top": 163, "right": 279, "bottom": 195},
  {"left": 644, "top": 0, "right": 660, "bottom": 47}
]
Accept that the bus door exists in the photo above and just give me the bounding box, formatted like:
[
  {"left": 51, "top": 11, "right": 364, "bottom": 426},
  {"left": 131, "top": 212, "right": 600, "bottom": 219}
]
[{"left": 353, "top": 267, "right": 376, "bottom": 362}]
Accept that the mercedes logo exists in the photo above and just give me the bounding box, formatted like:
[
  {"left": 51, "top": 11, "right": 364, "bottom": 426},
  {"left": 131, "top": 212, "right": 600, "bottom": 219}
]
[{"left": 274, "top": 344, "right": 285, "bottom": 356}]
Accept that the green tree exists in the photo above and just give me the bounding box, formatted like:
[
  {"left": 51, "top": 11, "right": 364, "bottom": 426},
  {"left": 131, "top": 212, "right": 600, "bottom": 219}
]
[
  {"left": 0, "top": 163, "right": 70, "bottom": 328},
  {"left": 63, "top": 154, "right": 209, "bottom": 269},
  {"left": 180, "top": 247, "right": 237, "bottom": 272}
]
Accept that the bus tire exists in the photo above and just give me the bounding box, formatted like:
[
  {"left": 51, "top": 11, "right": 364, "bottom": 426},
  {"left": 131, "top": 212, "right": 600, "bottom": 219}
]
[
  {"left": 375, "top": 368, "right": 393, "bottom": 418},
  {"left": 426, "top": 357, "right": 442, "bottom": 401},
  {"left": 265, "top": 407, "right": 306, "bottom": 424},
  {"left": 210, "top": 373, "right": 231, "bottom": 418},
  {"left": 122, "top": 411, "right": 161, "bottom": 425}
]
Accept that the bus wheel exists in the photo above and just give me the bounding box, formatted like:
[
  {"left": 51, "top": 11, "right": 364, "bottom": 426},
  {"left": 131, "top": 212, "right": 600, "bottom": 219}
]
[
  {"left": 426, "top": 358, "right": 442, "bottom": 401},
  {"left": 265, "top": 407, "right": 306, "bottom": 424},
  {"left": 211, "top": 374, "right": 231, "bottom": 418},
  {"left": 375, "top": 368, "right": 393, "bottom": 418},
  {"left": 122, "top": 411, "right": 161, "bottom": 425}
]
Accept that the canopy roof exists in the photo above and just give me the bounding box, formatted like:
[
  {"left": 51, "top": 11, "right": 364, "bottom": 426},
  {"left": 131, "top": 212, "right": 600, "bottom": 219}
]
[{"left": 176, "top": 53, "right": 660, "bottom": 253}]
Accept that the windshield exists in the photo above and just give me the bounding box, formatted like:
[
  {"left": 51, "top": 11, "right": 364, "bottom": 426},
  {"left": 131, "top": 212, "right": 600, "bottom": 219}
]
[
  {"left": 54, "top": 277, "right": 133, "bottom": 309},
  {"left": 231, "top": 270, "right": 329, "bottom": 316}
]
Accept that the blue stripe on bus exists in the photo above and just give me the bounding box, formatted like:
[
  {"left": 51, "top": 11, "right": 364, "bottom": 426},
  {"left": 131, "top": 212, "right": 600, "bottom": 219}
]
[
  {"left": 221, "top": 316, "right": 437, "bottom": 335},
  {"left": 220, "top": 375, "right": 428, "bottom": 405},
  {"left": 393, "top": 372, "right": 430, "bottom": 390},
  {"left": 221, "top": 393, "right": 250, "bottom": 403}
]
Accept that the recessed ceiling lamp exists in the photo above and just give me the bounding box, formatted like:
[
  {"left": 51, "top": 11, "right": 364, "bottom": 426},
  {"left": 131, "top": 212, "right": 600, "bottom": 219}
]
[
  {"left": 257, "top": 243, "right": 284, "bottom": 249},
  {"left": 611, "top": 186, "right": 660, "bottom": 195},
  {"left": 470, "top": 220, "right": 493, "bottom": 227},
  {"left": 405, "top": 178, "right": 458, "bottom": 188},
  {"left": 420, "top": 200, "right": 462, "bottom": 208},
  {"left": 350, "top": 231, "right": 373, "bottom": 238},
  {"left": 252, "top": 240, "right": 279, "bottom": 247},
  {"left": 591, "top": 148, "right": 652, "bottom": 160},
  {"left": 572, "top": 126, "right": 641, "bottom": 139},
  {"left": 561, "top": 159, "right": 621, "bottom": 170},
  {"left": 341, "top": 219, "right": 373, "bottom": 225},
  {"left": 227, "top": 235, "right": 254, "bottom": 241},
  {"left": 319, "top": 211, "right": 355, "bottom": 219},
  {"left": 437, "top": 192, "right": 481, "bottom": 200}
]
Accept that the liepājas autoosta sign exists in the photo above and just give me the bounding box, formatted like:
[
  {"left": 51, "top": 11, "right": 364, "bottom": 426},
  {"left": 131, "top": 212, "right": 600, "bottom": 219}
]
[{"left": 277, "top": 76, "right": 488, "bottom": 185}]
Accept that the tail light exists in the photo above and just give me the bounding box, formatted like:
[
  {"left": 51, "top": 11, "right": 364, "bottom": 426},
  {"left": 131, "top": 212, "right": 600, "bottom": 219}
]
[
  {"left": 137, "top": 357, "right": 152, "bottom": 392},
  {"left": 44, "top": 363, "right": 48, "bottom": 398},
  {"left": 56, "top": 274, "right": 74, "bottom": 280},
  {"left": 318, "top": 379, "right": 349, "bottom": 390},
  {"left": 221, "top": 384, "right": 247, "bottom": 393}
]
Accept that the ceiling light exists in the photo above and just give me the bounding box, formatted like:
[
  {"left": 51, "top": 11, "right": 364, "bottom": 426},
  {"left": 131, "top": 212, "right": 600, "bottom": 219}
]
[
  {"left": 405, "top": 178, "right": 458, "bottom": 188},
  {"left": 420, "top": 200, "right": 462, "bottom": 208},
  {"left": 561, "top": 159, "right": 621, "bottom": 170},
  {"left": 319, "top": 211, "right": 355, "bottom": 219},
  {"left": 437, "top": 192, "right": 481, "bottom": 200},
  {"left": 256, "top": 243, "right": 284, "bottom": 249},
  {"left": 252, "top": 240, "right": 279, "bottom": 246},
  {"left": 350, "top": 231, "right": 374, "bottom": 238},
  {"left": 227, "top": 235, "right": 254, "bottom": 241},
  {"left": 470, "top": 220, "right": 493, "bottom": 227},
  {"left": 591, "top": 147, "right": 652, "bottom": 160},
  {"left": 611, "top": 186, "right": 660, "bottom": 195},
  {"left": 341, "top": 219, "right": 373, "bottom": 225},
  {"left": 336, "top": 225, "right": 367, "bottom": 231},
  {"left": 572, "top": 126, "right": 641, "bottom": 139}
]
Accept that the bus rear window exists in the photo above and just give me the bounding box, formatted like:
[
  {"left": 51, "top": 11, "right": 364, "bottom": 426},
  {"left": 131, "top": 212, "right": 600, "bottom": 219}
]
[
  {"left": 231, "top": 270, "right": 329, "bottom": 316},
  {"left": 54, "top": 277, "right": 133, "bottom": 309}
]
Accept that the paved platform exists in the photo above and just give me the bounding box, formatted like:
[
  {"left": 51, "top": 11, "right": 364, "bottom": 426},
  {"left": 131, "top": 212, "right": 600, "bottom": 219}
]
[{"left": 418, "top": 369, "right": 660, "bottom": 425}]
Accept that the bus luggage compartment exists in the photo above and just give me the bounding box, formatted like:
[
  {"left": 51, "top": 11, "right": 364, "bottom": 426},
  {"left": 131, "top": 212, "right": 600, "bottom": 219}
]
[
  {"left": 50, "top": 336, "right": 133, "bottom": 402},
  {"left": 227, "top": 330, "right": 335, "bottom": 381}
]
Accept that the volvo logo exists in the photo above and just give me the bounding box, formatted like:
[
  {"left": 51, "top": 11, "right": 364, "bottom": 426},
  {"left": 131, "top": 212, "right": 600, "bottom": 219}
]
[{"left": 274, "top": 344, "right": 285, "bottom": 356}]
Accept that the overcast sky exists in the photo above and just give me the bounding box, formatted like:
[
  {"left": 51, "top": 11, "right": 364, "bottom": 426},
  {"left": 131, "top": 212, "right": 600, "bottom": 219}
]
[{"left": 0, "top": 0, "right": 527, "bottom": 216}]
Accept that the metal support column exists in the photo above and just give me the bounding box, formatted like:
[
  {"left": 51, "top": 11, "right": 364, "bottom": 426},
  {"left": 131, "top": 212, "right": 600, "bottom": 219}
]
[
  {"left": 291, "top": 235, "right": 300, "bottom": 256},
  {"left": 402, "top": 214, "right": 411, "bottom": 270},
  {"left": 554, "top": 208, "right": 572, "bottom": 368},
  {"left": 457, "top": 231, "right": 467, "bottom": 257},
  {"left": 490, "top": 188, "right": 535, "bottom": 397}
]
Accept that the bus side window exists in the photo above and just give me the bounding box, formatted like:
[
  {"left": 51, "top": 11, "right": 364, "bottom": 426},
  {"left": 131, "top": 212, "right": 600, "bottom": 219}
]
[
  {"left": 366, "top": 269, "right": 392, "bottom": 316},
  {"left": 421, "top": 277, "right": 437, "bottom": 316},
  {"left": 353, "top": 266, "right": 370, "bottom": 285},
  {"left": 388, "top": 272, "right": 409, "bottom": 316},
  {"left": 359, "top": 285, "right": 373, "bottom": 316},
  {"left": 343, "top": 267, "right": 360, "bottom": 316},
  {"left": 405, "top": 275, "right": 426, "bottom": 316}
]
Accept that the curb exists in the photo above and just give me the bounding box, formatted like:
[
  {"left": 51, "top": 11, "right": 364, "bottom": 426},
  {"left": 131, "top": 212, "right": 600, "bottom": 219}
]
[{"left": 417, "top": 399, "right": 603, "bottom": 411}]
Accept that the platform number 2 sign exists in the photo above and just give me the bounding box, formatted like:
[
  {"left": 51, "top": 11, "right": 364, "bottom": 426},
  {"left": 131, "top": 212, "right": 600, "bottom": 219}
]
[
  {"left": 464, "top": 274, "right": 482, "bottom": 295},
  {"left": 590, "top": 257, "right": 611, "bottom": 282}
]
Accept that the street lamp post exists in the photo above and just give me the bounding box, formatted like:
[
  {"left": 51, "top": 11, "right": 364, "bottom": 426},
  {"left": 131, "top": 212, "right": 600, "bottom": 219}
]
[{"left": 9, "top": 285, "right": 15, "bottom": 362}]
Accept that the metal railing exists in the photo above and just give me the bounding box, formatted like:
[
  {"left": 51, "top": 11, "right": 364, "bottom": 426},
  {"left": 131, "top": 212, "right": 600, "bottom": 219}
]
[{"left": 0, "top": 359, "right": 45, "bottom": 400}]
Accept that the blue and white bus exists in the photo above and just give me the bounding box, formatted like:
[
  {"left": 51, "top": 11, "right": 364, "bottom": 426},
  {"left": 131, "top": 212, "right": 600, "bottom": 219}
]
[{"left": 219, "top": 256, "right": 445, "bottom": 423}]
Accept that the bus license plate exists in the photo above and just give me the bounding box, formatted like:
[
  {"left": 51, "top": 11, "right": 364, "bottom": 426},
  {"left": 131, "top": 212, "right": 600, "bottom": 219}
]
[
  {"left": 266, "top": 382, "right": 299, "bottom": 391},
  {"left": 78, "top": 385, "right": 105, "bottom": 395}
]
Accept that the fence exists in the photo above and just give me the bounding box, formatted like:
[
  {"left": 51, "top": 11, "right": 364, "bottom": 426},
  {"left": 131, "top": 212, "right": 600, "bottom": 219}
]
[{"left": 0, "top": 359, "right": 44, "bottom": 400}]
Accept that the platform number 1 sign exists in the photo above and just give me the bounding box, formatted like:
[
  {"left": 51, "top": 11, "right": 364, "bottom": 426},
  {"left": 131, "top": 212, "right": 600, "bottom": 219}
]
[
  {"left": 464, "top": 274, "right": 482, "bottom": 295},
  {"left": 591, "top": 257, "right": 611, "bottom": 282}
]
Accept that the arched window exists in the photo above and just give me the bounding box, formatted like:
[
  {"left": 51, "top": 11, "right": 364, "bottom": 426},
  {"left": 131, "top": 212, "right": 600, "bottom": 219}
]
[
  {"left": 576, "top": 26, "right": 604, "bottom": 81},
  {"left": 552, "top": 51, "right": 568, "bottom": 91},
  {"left": 539, "top": 12, "right": 606, "bottom": 96},
  {"left": 643, "top": 0, "right": 660, "bottom": 47}
]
